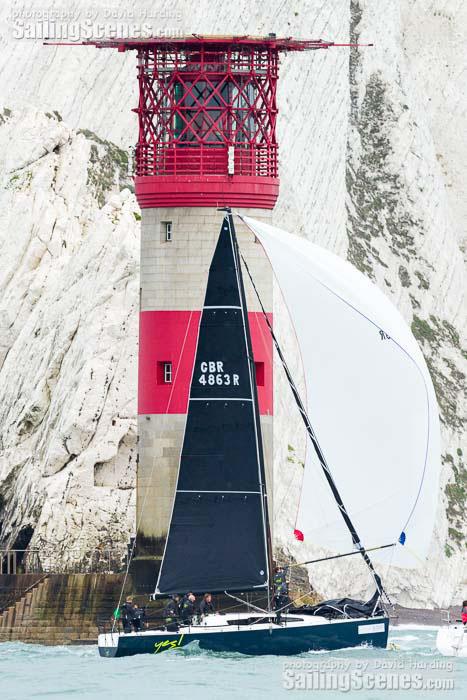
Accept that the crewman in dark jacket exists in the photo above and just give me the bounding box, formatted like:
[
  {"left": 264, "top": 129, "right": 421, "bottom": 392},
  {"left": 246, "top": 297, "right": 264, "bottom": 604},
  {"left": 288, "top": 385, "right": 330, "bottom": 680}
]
[
  {"left": 120, "top": 597, "right": 136, "bottom": 633},
  {"left": 273, "top": 566, "right": 291, "bottom": 621},
  {"left": 131, "top": 602, "right": 146, "bottom": 632},
  {"left": 179, "top": 592, "right": 196, "bottom": 625},
  {"left": 162, "top": 595, "right": 180, "bottom": 632},
  {"left": 198, "top": 593, "right": 215, "bottom": 618},
  {"left": 273, "top": 565, "right": 288, "bottom": 594}
]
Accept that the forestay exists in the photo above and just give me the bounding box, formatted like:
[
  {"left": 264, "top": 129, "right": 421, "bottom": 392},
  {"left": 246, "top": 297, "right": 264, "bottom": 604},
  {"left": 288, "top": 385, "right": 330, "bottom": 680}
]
[{"left": 241, "top": 216, "right": 440, "bottom": 568}]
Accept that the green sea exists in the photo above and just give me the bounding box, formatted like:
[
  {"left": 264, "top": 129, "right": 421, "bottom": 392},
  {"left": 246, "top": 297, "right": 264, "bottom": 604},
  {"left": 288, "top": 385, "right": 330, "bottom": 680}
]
[{"left": 1, "top": 627, "right": 465, "bottom": 699}]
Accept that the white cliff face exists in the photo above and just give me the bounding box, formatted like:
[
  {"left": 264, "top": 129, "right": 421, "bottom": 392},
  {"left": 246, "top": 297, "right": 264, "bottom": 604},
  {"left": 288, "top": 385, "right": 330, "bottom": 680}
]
[
  {"left": 0, "top": 108, "right": 139, "bottom": 568},
  {"left": 0, "top": 1, "right": 465, "bottom": 604}
]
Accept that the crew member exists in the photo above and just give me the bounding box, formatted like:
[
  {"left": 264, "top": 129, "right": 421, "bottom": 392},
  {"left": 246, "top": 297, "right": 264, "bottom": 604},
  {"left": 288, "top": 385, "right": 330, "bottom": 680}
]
[
  {"left": 179, "top": 592, "right": 196, "bottom": 625},
  {"left": 132, "top": 601, "right": 146, "bottom": 632},
  {"left": 162, "top": 595, "right": 180, "bottom": 632},
  {"left": 273, "top": 565, "right": 288, "bottom": 594},
  {"left": 119, "top": 596, "right": 136, "bottom": 633},
  {"left": 273, "top": 566, "right": 291, "bottom": 621},
  {"left": 198, "top": 593, "right": 215, "bottom": 617}
]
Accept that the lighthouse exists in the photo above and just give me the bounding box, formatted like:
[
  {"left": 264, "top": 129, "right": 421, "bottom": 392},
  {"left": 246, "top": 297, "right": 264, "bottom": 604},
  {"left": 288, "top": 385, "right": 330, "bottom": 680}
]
[
  {"left": 48, "top": 34, "right": 356, "bottom": 580},
  {"left": 133, "top": 36, "right": 283, "bottom": 570}
]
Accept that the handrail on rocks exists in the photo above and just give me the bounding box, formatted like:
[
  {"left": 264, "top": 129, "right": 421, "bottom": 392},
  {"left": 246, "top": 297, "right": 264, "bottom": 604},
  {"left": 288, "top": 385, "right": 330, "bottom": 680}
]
[{"left": 0, "top": 547, "right": 126, "bottom": 575}]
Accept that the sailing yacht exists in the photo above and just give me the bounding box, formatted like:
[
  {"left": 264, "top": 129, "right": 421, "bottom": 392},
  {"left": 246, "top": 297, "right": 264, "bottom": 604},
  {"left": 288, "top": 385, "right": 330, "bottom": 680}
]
[
  {"left": 436, "top": 612, "right": 467, "bottom": 657},
  {"left": 98, "top": 211, "right": 439, "bottom": 658}
]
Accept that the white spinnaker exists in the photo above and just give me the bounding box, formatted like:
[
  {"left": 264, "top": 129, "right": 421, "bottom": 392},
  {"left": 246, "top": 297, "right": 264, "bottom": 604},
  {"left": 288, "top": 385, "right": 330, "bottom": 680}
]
[{"left": 241, "top": 216, "right": 440, "bottom": 568}]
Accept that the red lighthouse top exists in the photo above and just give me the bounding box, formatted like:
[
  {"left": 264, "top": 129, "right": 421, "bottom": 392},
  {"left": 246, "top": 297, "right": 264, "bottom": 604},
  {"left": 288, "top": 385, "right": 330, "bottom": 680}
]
[{"left": 47, "top": 35, "right": 370, "bottom": 209}]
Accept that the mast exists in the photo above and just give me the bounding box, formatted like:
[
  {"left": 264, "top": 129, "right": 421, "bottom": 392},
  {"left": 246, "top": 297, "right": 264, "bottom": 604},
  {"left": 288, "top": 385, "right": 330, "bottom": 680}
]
[{"left": 226, "top": 210, "right": 274, "bottom": 603}]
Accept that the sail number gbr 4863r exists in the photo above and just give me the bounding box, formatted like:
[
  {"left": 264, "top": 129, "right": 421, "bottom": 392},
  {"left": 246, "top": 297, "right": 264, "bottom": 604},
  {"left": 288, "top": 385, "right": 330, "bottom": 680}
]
[{"left": 198, "top": 361, "right": 239, "bottom": 387}]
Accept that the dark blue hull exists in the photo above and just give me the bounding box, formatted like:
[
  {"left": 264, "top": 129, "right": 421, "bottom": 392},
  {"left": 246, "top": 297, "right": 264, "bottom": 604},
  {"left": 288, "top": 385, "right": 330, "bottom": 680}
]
[{"left": 99, "top": 617, "right": 389, "bottom": 658}]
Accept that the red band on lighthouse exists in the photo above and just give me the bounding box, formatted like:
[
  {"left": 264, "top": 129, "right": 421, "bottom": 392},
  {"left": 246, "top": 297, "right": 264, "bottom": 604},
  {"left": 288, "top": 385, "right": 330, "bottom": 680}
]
[{"left": 138, "top": 310, "right": 273, "bottom": 416}]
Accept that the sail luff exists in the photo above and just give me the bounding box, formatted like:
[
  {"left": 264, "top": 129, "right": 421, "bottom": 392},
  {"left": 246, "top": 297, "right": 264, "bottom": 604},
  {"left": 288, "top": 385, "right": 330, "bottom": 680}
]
[{"left": 153, "top": 287, "right": 204, "bottom": 599}]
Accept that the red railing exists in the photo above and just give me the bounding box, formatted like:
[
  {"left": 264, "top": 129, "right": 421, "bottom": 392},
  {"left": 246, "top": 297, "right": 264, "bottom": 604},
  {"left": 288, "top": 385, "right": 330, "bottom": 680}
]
[
  {"left": 134, "top": 45, "right": 278, "bottom": 180},
  {"left": 135, "top": 144, "right": 277, "bottom": 177}
]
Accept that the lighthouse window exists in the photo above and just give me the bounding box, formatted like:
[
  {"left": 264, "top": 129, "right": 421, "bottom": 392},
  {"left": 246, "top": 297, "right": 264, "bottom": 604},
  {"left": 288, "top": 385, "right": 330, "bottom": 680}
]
[
  {"left": 158, "top": 361, "right": 173, "bottom": 384},
  {"left": 162, "top": 221, "right": 172, "bottom": 242},
  {"left": 255, "top": 362, "right": 265, "bottom": 387},
  {"left": 163, "top": 362, "right": 173, "bottom": 384}
]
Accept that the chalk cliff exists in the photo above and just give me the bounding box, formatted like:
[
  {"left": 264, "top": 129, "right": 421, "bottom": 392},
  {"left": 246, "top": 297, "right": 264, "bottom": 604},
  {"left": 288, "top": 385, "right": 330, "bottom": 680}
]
[{"left": 0, "top": 109, "right": 138, "bottom": 569}]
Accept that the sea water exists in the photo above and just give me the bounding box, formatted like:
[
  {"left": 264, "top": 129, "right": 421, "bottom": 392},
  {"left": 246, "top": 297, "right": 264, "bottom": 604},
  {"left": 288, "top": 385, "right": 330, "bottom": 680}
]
[{"left": 1, "top": 627, "right": 465, "bottom": 699}]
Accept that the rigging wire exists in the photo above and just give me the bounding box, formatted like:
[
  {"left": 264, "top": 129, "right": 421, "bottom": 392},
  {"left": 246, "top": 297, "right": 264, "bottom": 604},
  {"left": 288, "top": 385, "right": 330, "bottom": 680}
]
[
  {"left": 111, "top": 311, "right": 196, "bottom": 630},
  {"left": 242, "top": 267, "right": 300, "bottom": 539},
  {"left": 239, "top": 250, "right": 393, "bottom": 608},
  {"left": 252, "top": 310, "right": 302, "bottom": 534},
  {"left": 225, "top": 210, "right": 274, "bottom": 611}
]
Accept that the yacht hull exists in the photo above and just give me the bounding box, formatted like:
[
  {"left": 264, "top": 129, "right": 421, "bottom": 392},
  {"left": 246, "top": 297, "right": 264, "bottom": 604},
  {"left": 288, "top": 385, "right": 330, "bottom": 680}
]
[{"left": 98, "top": 615, "right": 389, "bottom": 658}]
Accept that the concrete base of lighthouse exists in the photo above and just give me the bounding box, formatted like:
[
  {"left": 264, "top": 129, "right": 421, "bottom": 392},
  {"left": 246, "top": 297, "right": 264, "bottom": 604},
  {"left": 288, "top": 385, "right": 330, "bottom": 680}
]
[{"left": 134, "top": 208, "right": 274, "bottom": 585}]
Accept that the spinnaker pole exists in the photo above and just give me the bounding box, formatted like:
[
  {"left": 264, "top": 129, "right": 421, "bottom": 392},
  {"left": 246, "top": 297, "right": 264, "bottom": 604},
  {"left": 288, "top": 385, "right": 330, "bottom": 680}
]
[{"left": 289, "top": 542, "right": 396, "bottom": 568}]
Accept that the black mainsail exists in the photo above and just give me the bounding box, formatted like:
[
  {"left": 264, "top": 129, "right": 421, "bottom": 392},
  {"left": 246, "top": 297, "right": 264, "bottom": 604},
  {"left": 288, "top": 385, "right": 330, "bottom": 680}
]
[{"left": 155, "top": 214, "right": 271, "bottom": 595}]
